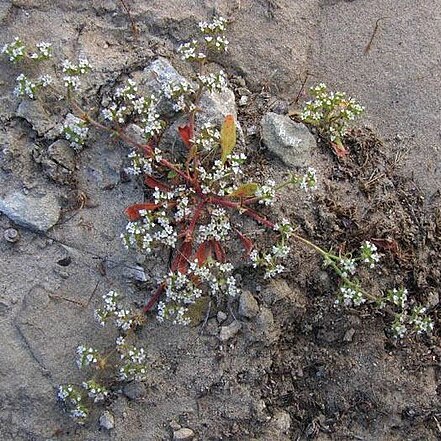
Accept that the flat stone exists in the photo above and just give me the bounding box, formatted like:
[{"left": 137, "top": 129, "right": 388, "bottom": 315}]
[
  {"left": 16, "top": 99, "right": 57, "bottom": 136},
  {"left": 173, "top": 427, "right": 195, "bottom": 441},
  {"left": 0, "top": 192, "right": 60, "bottom": 232},
  {"left": 261, "top": 112, "right": 316, "bottom": 169},
  {"left": 238, "top": 290, "right": 259, "bottom": 319},
  {"left": 123, "top": 265, "right": 147, "bottom": 282}
]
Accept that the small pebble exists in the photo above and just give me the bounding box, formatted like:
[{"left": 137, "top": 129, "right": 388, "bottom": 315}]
[
  {"left": 343, "top": 328, "right": 356, "bottom": 342},
  {"left": 217, "top": 311, "right": 227, "bottom": 323},
  {"left": 4, "top": 228, "right": 19, "bottom": 243},
  {"left": 169, "top": 420, "right": 181, "bottom": 431},
  {"left": 173, "top": 427, "right": 195, "bottom": 441},
  {"left": 99, "top": 411, "right": 115, "bottom": 430}
]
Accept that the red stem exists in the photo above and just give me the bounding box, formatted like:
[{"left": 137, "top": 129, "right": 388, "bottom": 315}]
[
  {"left": 143, "top": 284, "right": 165, "bottom": 313},
  {"left": 209, "top": 196, "right": 275, "bottom": 229}
]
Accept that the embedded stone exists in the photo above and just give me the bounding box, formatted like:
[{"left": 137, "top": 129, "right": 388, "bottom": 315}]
[
  {"left": 99, "top": 411, "right": 115, "bottom": 430},
  {"left": 261, "top": 112, "right": 316, "bottom": 169},
  {"left": 0, "top": 192, "right": 60, "bottom": 232},
  {"left": 173, "top": 427, "right": 195, "bottom": 441},
  {"left": 219, "top": 320, "right": 242, "bottom": 341},
  {"left": 238, "top": 290, "right": 259, "bottom": 318}
]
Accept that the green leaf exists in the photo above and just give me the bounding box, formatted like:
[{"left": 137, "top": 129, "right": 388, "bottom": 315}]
[
  {"left": 220, "top": 114, "right": 236, "bottom": 163},
  {"left": 228, "top": 183, "right": 258, "bottom": 198}
]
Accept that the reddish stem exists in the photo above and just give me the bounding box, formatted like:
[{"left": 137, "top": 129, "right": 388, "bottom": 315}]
[
  {"left": 143, "top": 284, "right": 165, "bottom": 313},
  {"left": 209, "top": 196, "right": 275, "bottom": 229}
]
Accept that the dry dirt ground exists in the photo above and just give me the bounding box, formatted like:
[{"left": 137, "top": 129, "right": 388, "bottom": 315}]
[{"left": 0, "top": 1, "right": 440, "bottom": 440}]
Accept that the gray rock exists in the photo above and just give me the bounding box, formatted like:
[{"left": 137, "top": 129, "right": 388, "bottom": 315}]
[
  {"left": 271, "top": 410, "right": 291, "bottom": 433},
  {"left": 254, "top": 307, "right": 280, "bottom": 344},
  {"left": 198, "top": 88, "right": 238, "bottom": 128},
  {"left": 99, "top": 410, "right": 115, "bottom": 430},
  {"left": 261, "top": 112, "right": 316, "bottom": 169},
  {"left": 123, "top": 382, "right": 147, "bottom": 401},
  {"left": 343, "top": 328, "right": 356, "bottom": 342},
  {"left": 143, "top": 57, "right": 189, "bottom": 117},
  {"left": 217, "top": 311, "right": 227, "bottom": 323},
  {"left": 125, "top": 123, "right": 146, "bottom": 145},
  {"left": 238, "top": 290, "right": 259, "bottom": 319},
  {"left": 123, "top": 265, "right": 147, "bottom": 282},
  {"left": 0, "top": 192, "right": 60, "bottom": 232},
  {"left": 219, "top": 320, "right": 242, "bottom": 342},
  {"left": 173, "top": 427, "right": 195, "bottom": 441},
  {"left": 16, "top": 99, "right": 57, "bottom": 136},
  {"left": 33, "top": 140, "right": 76, "bottom": 184}
]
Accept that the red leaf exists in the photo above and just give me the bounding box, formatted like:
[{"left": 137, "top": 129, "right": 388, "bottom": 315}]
[
  {"left": 124, "top": 202, "right": 161, "bottom": 221},
  {"left": 371, "top": 238, "right": 400, "bottom": 255},
  {"left": 331, "top": 141, "right": 349, "bottom": 158},
  {"left": 195, "top": 241, "right": 212, "bottom": 266},
  {"left": 144, "top": 175, "right": 170, "bottom": 192},
  {"left": 211, "top": 239, "right": 226, "bottom": 263},
  {"left": 178, "top": 123, "right": 193, "bottom": 149},
  {"left": 236, "top": 230, "right": 254, "bottom": 256},
  {"left": 172, "top": 242, "right": 193, "bottom": 274}
]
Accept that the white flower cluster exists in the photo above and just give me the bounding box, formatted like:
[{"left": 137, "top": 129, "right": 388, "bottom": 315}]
[
  {"left": 94, "top": 290, "right": 134, "bottom": 331},
  {"left": 62, "top": 113, "right": 89, "bottom": 151},
  {"left": 13, "top": 73, "right": 53, "bottom": 99},
  {"left": 1, "top": 37, "right": 26, "bottom": 62},
  {"left": 193, "top": 123, "right": 220, "bottom": 151},
  {"left": 197, "top": 71, "right": 227, "bottom": 93},
  {"left": 386, "top": 287, "right": 407, "bottom": 309},
  {"left": 409, "top": 305, "right": 434, "bottom": 335},
  {"left": 57, "top": 385, "right": 89, "bottom": 423},
  {"left": 339, "top": 257, "right": 357, "bottom": 278},
  {"left": 62, "top": 58, "right": 91, "bottom": 91},
  {"left": 29, "top": 41, "right": 52, "bottom": 60},
  {"left": 102, "top": 78, "right": 163, "bottom": 140},
  {"left": 197, "top": 156, "right": 244, "bottom": 196},
  {"left": 300, "top": 167, "right": 318, "bottom": 192},
  {"left": 178, "top": 39, "right": 206, "bottom": 62},
  {"left": 76, "top": 345, "right": 99, "bottom": 369},
  {"left": 158, "top": 260, "right": 238, "bottom": 325},
  {"left": 359, "top": 241, "right": 380, "bottom": 268},
  {"left": 199, "top": 16, "right": 228, "bottom": 34},
  {"left": 126, "top": 150, "right": 153, "bottom": 176},
  {"left": 121, "top": 208, "right": 178, "bottom": 252},
  {"left": 249, "top": 219, "right": 293, "bottom": 279},
  {"left": 163, "top": 80, "right": 196, "bottom": 113},
  {"left": 300, "top": 83, "right": 364, "bottom": 141},
  {"left": 199, "top": 17, "right": 229, "bottom": 52},
  {"left": 198, "top": 208, "right": 231, "bottom": 242},
  {"left": 82, "top": 380, "right": 109, "bottom": 403},
  {"left": 337, "top": 284, "right": 366, "bottom": 307},
  {"left": 255, "top": 179, "right": 276, "bottom": 205},
  {"left": 13, "top": 74, "right": 37, "bottom": 99},
  {"left": 119, "top": 346, "right": 147, "bottom": 381},
  {"left": 388, "top": 297, "right": 434, "bottom": 338}
]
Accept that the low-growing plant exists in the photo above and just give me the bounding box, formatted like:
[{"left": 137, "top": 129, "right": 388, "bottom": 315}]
[
  {"left": 300, "top": 82, "right": 364, "bottom": 157},
  {"left": 1, "top": 16, "right": 434, "bottom": 424}
]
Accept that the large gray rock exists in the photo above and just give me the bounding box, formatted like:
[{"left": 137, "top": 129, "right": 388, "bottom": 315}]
[
  {"left": 16, "top": 99, "right": 57, "bottom": 136},
  {"left": 261, "top": 112, "right": 316, "bottom": 169},
  {"left": 0, "top": 191, "right": 60, "bottom": 232}
]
